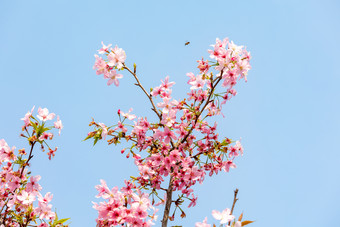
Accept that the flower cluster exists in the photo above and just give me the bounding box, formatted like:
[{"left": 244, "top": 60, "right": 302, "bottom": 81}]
[
  {"left": 93, "top": 42, "right": 126, "bottom": 86},
  {"left": 89, "top": 37, "right": 251, "bottom": 225},
  {"left": 93, "top": 180, "right": 157, "bottom": 226},
  {"left": 196, "top": 207, "right": 253, "bottom": 227},
  {"left": 21, "top": 107, "right": 63, "bottom": 160},
  {"left": 0, "top": 107, "right": 68, "bottom": 226}
]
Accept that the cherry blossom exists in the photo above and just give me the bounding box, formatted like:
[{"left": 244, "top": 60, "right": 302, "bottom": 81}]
[
  {"left": 98, "top": 41, "right": 112, "bottom": 54},
  {"left": 107, "top": 45, "right": 126, "bottom": 69},
  {"left": 105, "top": 69, "right": 123, "bottom": 86},
  {"left": 21, "top": 106, "right": 35, "bottom": 127},
  {"left": 195, "top": 217, "right": 211, "bottom": 227},
  {"left": 90, "top": 37, "right": 252, "bottom": 226},
  {"left": 1, "top": 107, "right": 68, "bottom": 226},
  {"left": 98, "top": 123, "right": 108, "bottom": 139},
  {"left": 37, "top": 107, "right": 55, "bottom": 122},
  {"left": 54, "top": 115, "right": 63, "bottom": 135},
  {"left": 17, "top": 190, "right": 35, "bottom": 205},
  {"left": 212, "top": 208, "right": 235, "bottom": 224}
]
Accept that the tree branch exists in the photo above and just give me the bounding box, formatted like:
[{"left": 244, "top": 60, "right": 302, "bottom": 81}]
[
  {"left": 123, "top": 64, "right": 162, "bottom": 120},
  {"left": 228, "top": 188, "right": 239, "bottom": 226},
  {"left": 180, "top": 70, "right": 224, "bottom": 146},
  {"left": 161, "top": 176, "right": 174, "bottom": 227},
  {"left": 20, "top": 141, "right": 36, "bottom": 178}
]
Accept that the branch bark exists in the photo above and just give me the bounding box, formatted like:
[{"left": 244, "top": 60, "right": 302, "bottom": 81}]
[
  {"left": 161, "top": 176, "right": 174, "bottom": 227},
  {"left": 123, "top": 64, "right": 162, "bottom": 120},
  {"left": 228, "top": 188, "right": 239, "bottom": 226}
]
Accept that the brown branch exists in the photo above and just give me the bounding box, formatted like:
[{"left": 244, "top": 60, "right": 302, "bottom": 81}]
[
  {"left": 20, "top": 141, "right": 36, "bottom": 178},
  {"left": 159, "top": 70, "right": 225, "bottom": 226},
  {"left": 123, "top": 63, "right": 182, "bottom": 227},
  {"left": 228, "top": 188, "right": 239, "bottom": 226},
  {"left": 180, "top": 70, "right": 224, "bottom": 146},
  {"left": 161, "top": 176, "right": 174, "bottom": 227},
  {"left": 123, "top": 64, "right": 162, "bottom": 120}
]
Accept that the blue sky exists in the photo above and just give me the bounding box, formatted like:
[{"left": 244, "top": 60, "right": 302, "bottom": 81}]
[{"left": 1, "top": 0, "right": 339, "bottom": 226}]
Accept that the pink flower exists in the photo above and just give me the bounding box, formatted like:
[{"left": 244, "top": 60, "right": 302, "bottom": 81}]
[
  {"left": 54, "top": 116, "right": 63, "bottom": 135},
  {"left": 235, "top": 140, "right": 244, "bottom": 156},
  {"left": 105, "top": 70, "right": 123, "bottom": 86},
  {"left": 228, "top": 145, "right": 239, "bottom": 158},
  {"left": 98, "top": 123, "right": 108, "bottom": 139},
  {"left": 115, "top": 121, "right": 127, "bottom": 133},
  {"left": 151, "top": 86, "right": 162, "bottom": 97},
  {"left": 211, "top": 208, "right": 235, "bottom": 224},
  {"left": 94, "top": 179, "right": 111, "bottom": 199},
  {"left": 38, "top": 223, "right": 49, "bottom": 227},
  {"left": 195, "top": 217, "right": 211, "bottom": 227},
  {"left": 189, "top": 75, "right": 206, "bottom": 90},
  {"left": 121, "top": 180, "right": 134, "bottom": 195},
  {"left": 223, "top": 160, "right": 236, "bottom": 172},
  {"left": 107, "top": 45, "right": 126, "bottom": 69},
  {"left": 7, "top": 175, "right": 20, "bottom": 191},
  {"left": 208, "top": 37, "right": 228, "bottom": 60},
  {"left": 131, "top": 192, "right": 152, "bottom": 209},
  {"left": 121, "top": 108, "right": 136, "bottom": 120},
  {"left": 37, "top": 107, "right": 55, "bottom": 122},
  {"left": 161, "top": 109, "right": 177, "bottom": 127},
  {"left": 17, "top": 191, "right": 35, "bottom": 205},
  {"left": 197, "top": 58, "right": 210, "bottom": 74},
  {"left": 37, "top": 192, "right": 53, "bottom": 204},
  {"left": 134, "top": 206, "right": 148, "bottom": 219},
  {"left": 188, "top": 194, "right": 197, "bottom": 208},
  {"left": 39, "top": 132, "right": 53, "bottom": 141},
  {"left": 93, "top": 54, "right": 108, "bottom": 75},
  {"left": 187, "top": 72, "right": 196, "bottom": 84},
  {"left": 36, "top": 202, "right": 55, "bottom": 220},
  {"left": 228, "top": 41, "right": 243, "bottom": 55},
  {"left": 98, "top": 41, "right": 112, "bottom": 54},
  {"left": 157, "top": 98, "right": 178, "bottom": 114},
  {"left": 21, "top": 106, "right": 35, "bottom": 126},
  {"left": 161, "top": 76, "right": 175, "bottom": 89},
  {"left": 26, "top": 175, "right": 42, "bottom": 192},
  {"left": 163, "top": 127, "right": 177, "bottom": 144},
  {"left": 47, "top": 147, "right": 57, "bottom": 160},
  {"left": 0, "top": 139, "right": 16, "bottom": 162}
]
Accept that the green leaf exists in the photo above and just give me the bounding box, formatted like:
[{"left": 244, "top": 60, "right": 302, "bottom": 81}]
[
  {"left": 31, "top": 121, "right": 38, "bottom": 131},
  {"left": 93, "top": 137, "right": 99, "bottom": 146},
  {"left": 14, "top": 157, "right": 27, "bottom": 165},
  {"left": 56, "top": 218, "right": 70, "bottom": 224}
]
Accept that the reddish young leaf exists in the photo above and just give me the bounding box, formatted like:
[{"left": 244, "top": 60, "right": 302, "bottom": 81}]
[{"left": 242, "top": 220, "right": 255, "bottom": 226}]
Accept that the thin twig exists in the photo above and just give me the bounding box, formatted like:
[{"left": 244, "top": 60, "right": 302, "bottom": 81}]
[
  {"left": 20, "top": 141, "right": 36, "bottom": 178},
  {"left": 228, "top": 188, "right": 239, "bottom": 226},
  {"left": 123, "top": 64, "right": 162, "bottom": 120},
  {"left": 180, "top": 69, "right": 224, "bottom": 146}
]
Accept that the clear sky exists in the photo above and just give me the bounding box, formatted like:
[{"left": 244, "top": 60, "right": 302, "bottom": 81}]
[{"left": 1, "top": 0, "right": 339, "bottom": 226}]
